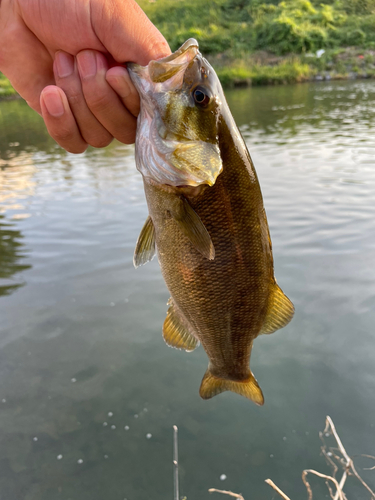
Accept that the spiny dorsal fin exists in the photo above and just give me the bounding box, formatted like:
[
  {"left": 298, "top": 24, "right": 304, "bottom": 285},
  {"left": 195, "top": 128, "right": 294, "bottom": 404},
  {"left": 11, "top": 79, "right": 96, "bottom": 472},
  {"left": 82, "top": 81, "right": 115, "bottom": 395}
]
[
  {"left": 171, "top": 197, "right": 215, "bottom": 261},
  {"left": 133, "top": 215, "right": 156, "bottom": 268},
  {"left": 260, "top": 283, "right": 294, "bottom": 335},
  {"left": 199, "top": 369, "right": 264, "bottom": 406},
  {"left": 163, "top": 300, "right": 199, "bottom": 352}
]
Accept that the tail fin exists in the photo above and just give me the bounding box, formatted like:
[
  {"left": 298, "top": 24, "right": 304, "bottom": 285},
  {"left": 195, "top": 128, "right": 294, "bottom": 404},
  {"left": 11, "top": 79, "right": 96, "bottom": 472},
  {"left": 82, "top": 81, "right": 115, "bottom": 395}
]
[{"left": 199, "top": 369, "right": 264, "bottom": 406}]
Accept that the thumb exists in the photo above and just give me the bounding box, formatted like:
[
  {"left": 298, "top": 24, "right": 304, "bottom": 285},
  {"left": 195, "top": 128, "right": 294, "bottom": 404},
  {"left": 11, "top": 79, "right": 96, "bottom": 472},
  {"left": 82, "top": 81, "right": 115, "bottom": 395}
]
[{"left": 90, "top": 0, "right": 171, "bottom": 65}]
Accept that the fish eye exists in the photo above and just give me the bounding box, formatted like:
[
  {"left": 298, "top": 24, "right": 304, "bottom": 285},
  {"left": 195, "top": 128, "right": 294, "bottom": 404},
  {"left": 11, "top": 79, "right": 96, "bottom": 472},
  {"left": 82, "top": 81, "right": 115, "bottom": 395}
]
[{"left": 193, "top": 88, "right": 211, "bottom": 107}]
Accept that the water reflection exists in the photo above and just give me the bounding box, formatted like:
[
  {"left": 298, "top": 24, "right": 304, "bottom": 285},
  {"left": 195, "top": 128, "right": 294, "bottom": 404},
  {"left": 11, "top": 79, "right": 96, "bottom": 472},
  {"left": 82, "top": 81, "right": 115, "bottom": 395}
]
[
  {"left": 226, "top": 80, "right": 375, "bottom": 138},
  {"left": 0, "top": 158, "right": 36, "bottom": 216},
  {"left": 0, "top": 82, "right": 374, "bottom": 500},
  {"left": 0, "top": 215, "right": 31, "bottom": 296},
  {"left": 0, "top": 99, "right": 52, "bottom": 159}
]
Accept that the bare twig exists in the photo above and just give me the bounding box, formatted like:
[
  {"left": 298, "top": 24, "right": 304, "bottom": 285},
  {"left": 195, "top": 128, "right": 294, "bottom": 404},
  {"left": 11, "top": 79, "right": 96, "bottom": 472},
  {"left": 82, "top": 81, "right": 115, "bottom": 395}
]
[
  {"left": 302, "top": 470, "right": 345, "bottom": 500},
  {"left": 207, "top": 415, "right": 374, "bottom": 500},
  {"left": 360, "top": 455, "right": 375, "bottom": 471},
  {"left": 208, "top": 488, "right": 244, "bottom": 499},
  {"left": 324, "top": 416, "right": 375, "bottom": 499},
  {"left": 173, "top": 425, "right": 179, "bottom": 500},
  {"left": 264, "top": 479, "right": 292, "bottom": 500}
]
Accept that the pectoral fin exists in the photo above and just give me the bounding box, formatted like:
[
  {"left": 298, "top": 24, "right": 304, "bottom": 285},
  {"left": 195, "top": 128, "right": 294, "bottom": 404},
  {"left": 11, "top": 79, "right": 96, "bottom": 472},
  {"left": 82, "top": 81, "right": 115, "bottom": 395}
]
[
  {"left": 260, "top": 283, "right": 294, "bottom": 335},
  {"left": 163, "top": 300, "right": 199, "bottom": 352},
  {"left": 133, "top": 215, "right": 156, "bottom": 268},
  {"left": 171, "top": 197, "right": 215, "bottom": 260},
  {"left": 199, "top": 369, "right": 264, "bottom": 406}
]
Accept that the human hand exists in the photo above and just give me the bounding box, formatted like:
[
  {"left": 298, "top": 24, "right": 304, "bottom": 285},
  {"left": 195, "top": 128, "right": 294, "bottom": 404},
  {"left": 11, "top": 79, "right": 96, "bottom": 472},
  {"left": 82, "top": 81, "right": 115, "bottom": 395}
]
[{"left": 0, "top": 0, "right": 170, "bottom": 152}]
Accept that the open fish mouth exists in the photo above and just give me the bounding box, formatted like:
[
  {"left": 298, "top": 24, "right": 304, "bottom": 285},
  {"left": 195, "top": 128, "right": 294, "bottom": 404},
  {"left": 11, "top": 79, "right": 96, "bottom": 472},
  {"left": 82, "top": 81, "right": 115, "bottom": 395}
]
[
  {"left": 128, "top": 38, "right": 199, "bottom": 93},
  {"left": 147, "top": 39, "right": 199, "bottom": 83},
  {"left": 128, "top": 39, "right": 223, "bottom": 188}
]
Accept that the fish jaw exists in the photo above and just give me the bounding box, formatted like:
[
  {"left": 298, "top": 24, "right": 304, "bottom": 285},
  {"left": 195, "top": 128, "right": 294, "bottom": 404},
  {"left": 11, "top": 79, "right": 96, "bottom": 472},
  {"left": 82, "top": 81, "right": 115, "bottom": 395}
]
[
  {"left": 128, "top": 39, "right": 223, "bottom": 187},
  {"left": 128, "top": 39, "right": 199, "bottom": 97}
]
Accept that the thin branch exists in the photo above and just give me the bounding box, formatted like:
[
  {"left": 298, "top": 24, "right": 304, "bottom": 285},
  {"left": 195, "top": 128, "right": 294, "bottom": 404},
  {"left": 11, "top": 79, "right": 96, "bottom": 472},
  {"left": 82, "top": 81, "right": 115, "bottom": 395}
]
[
  {"left": 302, "top": 469, "right": 313, "bottom": 500},
  {"left": 302, "top": 470, "right": 344, "bottom": 500},
  {"left": 326, "top": 481, "right": 336, "bottom": 500},
  {"left": 173, "top": 425, "right": 179, "bottom": 500},
  {"left": 324, "top": 416, "right": 375, "bottom": 499},
  {"left": 208, "top": 488, "right": 244, "bottom": 499},
  {"left": 264, "top": 479, "right": 292, "bottom": 500},
  {"left": 360, "top": 455, "right": 375, "bottom": 471},
  {"left": 207, "top": 415, "right": 374, "bottom": 500}
]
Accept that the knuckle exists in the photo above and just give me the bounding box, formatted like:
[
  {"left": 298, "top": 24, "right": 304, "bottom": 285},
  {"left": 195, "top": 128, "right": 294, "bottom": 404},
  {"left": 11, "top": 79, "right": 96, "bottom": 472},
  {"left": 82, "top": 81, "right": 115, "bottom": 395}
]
[
  {"left": 66, "top": 90, "right": 82, "bottom": 108},
  {"left": 84, "top": 90, "right": 111, "bottom": 113},
  {"left": 53, "top": 126, "right": 75, "bottom": 143},
  {"left": 86, "top": 134, "right": 113, "bottom": 149}
]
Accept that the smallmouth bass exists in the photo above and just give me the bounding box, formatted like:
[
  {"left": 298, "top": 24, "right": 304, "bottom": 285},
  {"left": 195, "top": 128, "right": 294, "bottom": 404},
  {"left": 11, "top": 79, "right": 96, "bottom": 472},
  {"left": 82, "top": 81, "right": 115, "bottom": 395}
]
[{"left": 128, "top": 39, "right": 294, "bottom": 405}]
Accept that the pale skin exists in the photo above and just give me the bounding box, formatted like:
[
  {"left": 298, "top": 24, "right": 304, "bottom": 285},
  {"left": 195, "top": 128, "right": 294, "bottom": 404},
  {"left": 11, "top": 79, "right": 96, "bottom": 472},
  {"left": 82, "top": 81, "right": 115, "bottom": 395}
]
[{"left": 0, "top": 0, "right": 171, "bottom": 153}]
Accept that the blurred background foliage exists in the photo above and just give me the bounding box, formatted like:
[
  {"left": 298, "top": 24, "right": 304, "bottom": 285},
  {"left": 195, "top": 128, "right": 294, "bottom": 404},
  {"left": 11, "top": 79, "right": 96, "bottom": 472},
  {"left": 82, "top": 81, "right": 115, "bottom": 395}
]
[
  {"left": 137, "top": 0, "right": 375, "bottom": 86},
  {"left": 138, "top": 0, "right": 375, "bottom": 56},
  {"left": 2, "top": 0, "right": 375, "bottom": 94}
]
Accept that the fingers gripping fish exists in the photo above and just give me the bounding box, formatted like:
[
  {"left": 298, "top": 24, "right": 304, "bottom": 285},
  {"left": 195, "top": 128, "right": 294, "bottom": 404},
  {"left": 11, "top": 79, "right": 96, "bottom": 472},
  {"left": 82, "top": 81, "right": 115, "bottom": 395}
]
[{"left": 128, "top": 39, "right": 294, "bottom": 405}]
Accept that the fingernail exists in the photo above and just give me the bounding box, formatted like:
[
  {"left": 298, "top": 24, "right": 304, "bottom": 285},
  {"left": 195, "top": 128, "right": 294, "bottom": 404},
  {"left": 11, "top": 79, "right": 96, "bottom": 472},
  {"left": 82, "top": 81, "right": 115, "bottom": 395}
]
[
  {"left": 77, "top": 51, "right": 97, "bottom": 79},
  {"left": 55, "top": 52, "right": 74, "bottom": 78},
  {"left": 43, "top": 90, "right": 64, "bottom": 117},
  {"left": 106, "top": 67, "right": 131, "bottom": 96}
]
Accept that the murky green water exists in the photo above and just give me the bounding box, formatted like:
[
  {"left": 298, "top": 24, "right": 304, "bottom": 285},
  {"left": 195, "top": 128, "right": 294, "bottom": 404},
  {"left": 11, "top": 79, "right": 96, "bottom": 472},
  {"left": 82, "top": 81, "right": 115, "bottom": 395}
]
[{"left": 0, "top": 81, "right": 374, "bottom": 500}]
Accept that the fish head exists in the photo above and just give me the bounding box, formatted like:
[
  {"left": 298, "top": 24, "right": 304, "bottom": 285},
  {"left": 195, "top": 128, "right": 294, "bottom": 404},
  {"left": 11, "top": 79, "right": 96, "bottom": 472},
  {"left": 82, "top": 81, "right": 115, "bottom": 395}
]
[{"left": 128, "top": 39, "right": 224, "bottom": 187}]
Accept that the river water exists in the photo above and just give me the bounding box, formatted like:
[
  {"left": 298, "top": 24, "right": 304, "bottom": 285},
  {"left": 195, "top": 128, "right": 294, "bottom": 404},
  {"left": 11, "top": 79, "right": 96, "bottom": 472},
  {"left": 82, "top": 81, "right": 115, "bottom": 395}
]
[{"left": 0, "top": 80, "right": 374, "bottom": 500}]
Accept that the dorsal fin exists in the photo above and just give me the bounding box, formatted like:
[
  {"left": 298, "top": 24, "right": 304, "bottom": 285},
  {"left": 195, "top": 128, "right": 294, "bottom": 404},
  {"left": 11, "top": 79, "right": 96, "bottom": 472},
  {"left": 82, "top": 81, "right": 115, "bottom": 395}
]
[
  {"left": 163, "top": 300, "right": 199, "bottom": 352},
  {"left": 260, "top": 283, "right": 294, "bottom": 335},
  {"left": 133, "top": 215, "right": 156, "bottom": 268},
  {"left": 199, "top": 369, "right": 264, "bottom": 406},
  {"left": 171, "top": 197, "right": 215, "bottom": 261}
]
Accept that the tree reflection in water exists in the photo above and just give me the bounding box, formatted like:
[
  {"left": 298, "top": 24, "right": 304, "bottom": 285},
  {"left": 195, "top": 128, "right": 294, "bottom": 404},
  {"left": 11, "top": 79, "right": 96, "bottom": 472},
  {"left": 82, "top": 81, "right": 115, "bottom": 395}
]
[{"left": 0, "top": 215, "right": 31, "bottom": 296}]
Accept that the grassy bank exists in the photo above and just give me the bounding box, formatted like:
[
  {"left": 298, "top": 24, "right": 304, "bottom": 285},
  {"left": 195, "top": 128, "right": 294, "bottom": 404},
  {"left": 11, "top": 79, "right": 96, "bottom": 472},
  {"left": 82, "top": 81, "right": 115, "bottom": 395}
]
[
  {"left": 138, "top": 0, "right": 375, "bottom": 86},
  {"left": 212, "top": 46, "right": 375, "bottom": 87},
  {"left": 2, "top": 0, "right": 375, "bottom": 96}
]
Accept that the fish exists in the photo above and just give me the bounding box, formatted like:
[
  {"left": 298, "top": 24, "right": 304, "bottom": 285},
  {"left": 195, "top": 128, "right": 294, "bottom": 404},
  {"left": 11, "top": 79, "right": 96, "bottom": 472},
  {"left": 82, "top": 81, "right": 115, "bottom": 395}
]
[{"left": 128, "top": 39, "right": 294, "bottom": 405}]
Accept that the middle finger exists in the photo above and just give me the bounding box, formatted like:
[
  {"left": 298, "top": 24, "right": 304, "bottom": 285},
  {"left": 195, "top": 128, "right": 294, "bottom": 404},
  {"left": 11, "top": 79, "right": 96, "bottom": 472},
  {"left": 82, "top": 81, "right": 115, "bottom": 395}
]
[
  {"left": 77, "top": 50, "right": 137, "bottom": 145},
  {"left": 54, "top": 51, "right": 113, "bottom": 149}
]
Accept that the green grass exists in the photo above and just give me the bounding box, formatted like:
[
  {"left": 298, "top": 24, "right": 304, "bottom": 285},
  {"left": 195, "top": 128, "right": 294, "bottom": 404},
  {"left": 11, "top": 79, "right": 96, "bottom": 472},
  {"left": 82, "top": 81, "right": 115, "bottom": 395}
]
[
  {"left": 139, "top": 0, "right": 375, "bottom": 55},
  {"left": 215, "top": 58, "right": 314, "bottom": 86},
  {"left": 135, "top": 0, "right": 375, "bottom": 86},
  {"left": 2, "top": 0, "right": 375, "bottom": 96}
]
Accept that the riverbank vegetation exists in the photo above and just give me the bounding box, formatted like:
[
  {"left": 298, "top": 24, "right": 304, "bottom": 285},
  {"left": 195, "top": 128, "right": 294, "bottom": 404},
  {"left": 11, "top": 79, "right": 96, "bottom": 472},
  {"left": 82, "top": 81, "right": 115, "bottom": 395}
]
[
  {"left": 139, "top": 0, "right": 375, "bottom": 86},
  {"left": 2, "top": 0, "right": 375, "bottom": 96}
]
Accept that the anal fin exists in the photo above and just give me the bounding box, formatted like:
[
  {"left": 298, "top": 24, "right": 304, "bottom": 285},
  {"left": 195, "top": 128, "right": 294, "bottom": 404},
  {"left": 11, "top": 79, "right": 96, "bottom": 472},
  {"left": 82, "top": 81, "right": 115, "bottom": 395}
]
[
  {"left": 260, "top": 283, "right": 294, "bottom": 335},
  {"left": 133, "top": 215, "right": 156, "bottom": 268},
  {"left": 163, "top": 300, "right": 199, "bottom": 352},
  {"left": 199, "top": 369, "right": 264, "bottom": 406}
]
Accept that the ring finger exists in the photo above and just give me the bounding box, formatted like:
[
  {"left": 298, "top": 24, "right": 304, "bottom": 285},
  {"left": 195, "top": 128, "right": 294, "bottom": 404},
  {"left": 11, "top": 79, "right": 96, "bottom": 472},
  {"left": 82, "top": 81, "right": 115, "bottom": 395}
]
[
  {"left": 54, "top": 51, "right": 113, "bottom": 148},
  {"left": 76, "top": 50, "right": 137, "bottom": 145}
]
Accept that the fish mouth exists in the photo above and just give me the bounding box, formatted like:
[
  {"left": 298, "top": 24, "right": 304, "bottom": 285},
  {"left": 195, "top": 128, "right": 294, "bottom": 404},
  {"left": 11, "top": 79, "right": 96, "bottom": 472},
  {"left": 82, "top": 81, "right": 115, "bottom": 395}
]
[
  {"left": 128, "top": 38, "right": 199, "bottom": 90},
  {"left": 128, "top": 39, "right": 223, "bottom": 188}
]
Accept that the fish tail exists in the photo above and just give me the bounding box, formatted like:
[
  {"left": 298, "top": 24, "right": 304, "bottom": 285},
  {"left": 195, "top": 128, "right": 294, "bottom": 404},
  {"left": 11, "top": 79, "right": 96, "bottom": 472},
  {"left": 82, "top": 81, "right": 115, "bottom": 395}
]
[{"left": 199, "top": 369, "right": 264, "bottom": 406}]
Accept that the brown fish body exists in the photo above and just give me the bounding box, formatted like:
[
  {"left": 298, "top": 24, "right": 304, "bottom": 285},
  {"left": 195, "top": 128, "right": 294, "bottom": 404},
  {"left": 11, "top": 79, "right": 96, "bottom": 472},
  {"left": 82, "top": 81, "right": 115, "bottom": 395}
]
[
  {"left": 144, "top": 117, "right": 272, "bottom": 378},
  {"left": 129, "top": 39, "right": 294, "bottom": 404}
]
